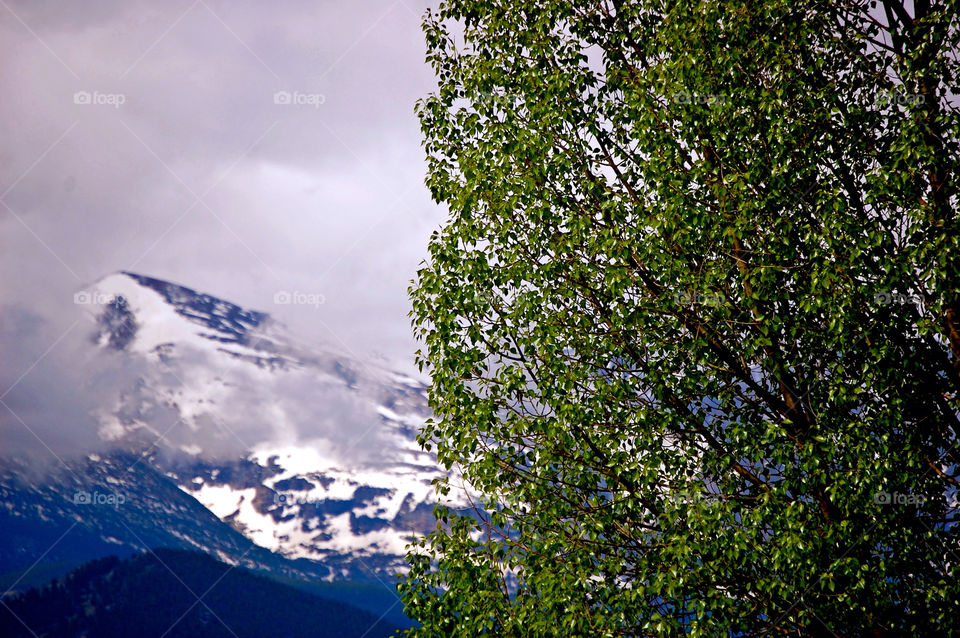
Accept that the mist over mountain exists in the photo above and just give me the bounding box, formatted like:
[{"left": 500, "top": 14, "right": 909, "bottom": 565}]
[{"left": 0, "top": 272, "right": 463, "bottom": 594}]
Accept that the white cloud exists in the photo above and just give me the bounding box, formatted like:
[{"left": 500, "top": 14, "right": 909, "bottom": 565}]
[{"left": 0, "top": 0, "right": 441, "bottom": 378}]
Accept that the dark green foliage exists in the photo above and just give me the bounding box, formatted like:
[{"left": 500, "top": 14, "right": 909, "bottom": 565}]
[
  {"left": 0, "top": 549, "right": 398, "bottom": 638},
  {"left": 401, "top": 0, "right": 960, "bottom": 635}
]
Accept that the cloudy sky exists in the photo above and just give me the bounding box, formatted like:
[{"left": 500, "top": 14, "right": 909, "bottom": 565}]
[{"left": 1, "top": 0, "right": 443, "bottom": 374}]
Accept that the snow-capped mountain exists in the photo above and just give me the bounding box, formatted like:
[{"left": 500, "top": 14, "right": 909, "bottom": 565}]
[
  {"left": 0, "top": 450, "right": 334, "bottom": 583},
  {"left": 52, "top": 271, "right": 453, "bottom": 579}
]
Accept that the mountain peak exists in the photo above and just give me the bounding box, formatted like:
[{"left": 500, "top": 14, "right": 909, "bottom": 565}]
[
  {"left": 67, "top": 272, "right": 450, "bottom": 578},
  {"left": 120, "top": 272, "right": 268, "bottom": 342},
  {"left": 83, "top": 272, "right": 282, "bottom": 359}
]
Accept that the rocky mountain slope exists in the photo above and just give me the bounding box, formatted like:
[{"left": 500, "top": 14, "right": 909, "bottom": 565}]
[{"left": 2, "top": 272, "right": 459, "bottom": 588}]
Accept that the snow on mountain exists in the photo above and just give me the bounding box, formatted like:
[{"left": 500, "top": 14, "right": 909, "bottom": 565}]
[
  {"left": 68, "top": 271, "right": 458, "bottom": 579},
  {"left": 0, "top": 451, "right": 336, "bottom": 584}
]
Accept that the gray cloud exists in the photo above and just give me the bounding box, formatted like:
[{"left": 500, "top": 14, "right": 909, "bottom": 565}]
[
  {"left": 0, "top": 291, "right": 404, "bottom": 466},
  {"left": 1, "top": 0, "right": 440, "bottom": 369},
  {"left": 0, "top": 0, "right": 442, "bottom": 460},
  {"left": 0, "top": 302, "right": 148, "bottom": 461}
]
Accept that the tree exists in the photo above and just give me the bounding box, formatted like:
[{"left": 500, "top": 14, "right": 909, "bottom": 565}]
[{"left": 400, "top": 1, "right": 960, "bottom": 635}]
